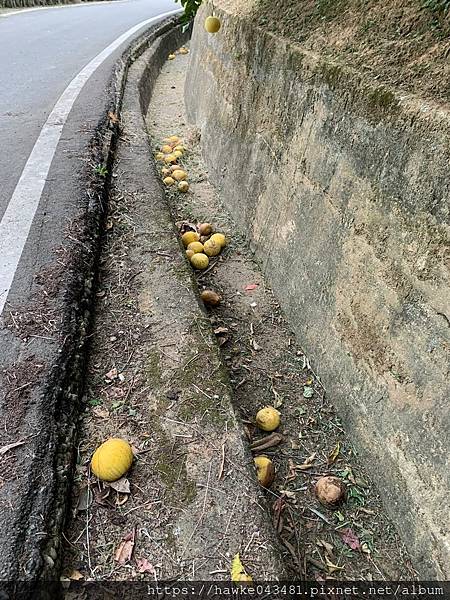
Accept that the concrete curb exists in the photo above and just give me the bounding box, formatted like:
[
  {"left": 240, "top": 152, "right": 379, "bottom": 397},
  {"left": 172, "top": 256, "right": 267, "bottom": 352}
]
[{"left": 0, "top": 16, "right": 182, "bottom": 587}]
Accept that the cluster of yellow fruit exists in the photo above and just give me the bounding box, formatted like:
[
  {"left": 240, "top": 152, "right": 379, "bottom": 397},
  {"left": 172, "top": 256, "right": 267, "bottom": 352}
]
[
  {"left": 181, "top": 223, "right": 227, "bottom": 270},
  {"left": 168, "top": 46, "right": 189, "bottom": 60},
  {"left": 253, "top": 406, "right": 280, "bottom": 488},
  {"left": 155, "top": 135, "right": 189, "bottom": 193}
]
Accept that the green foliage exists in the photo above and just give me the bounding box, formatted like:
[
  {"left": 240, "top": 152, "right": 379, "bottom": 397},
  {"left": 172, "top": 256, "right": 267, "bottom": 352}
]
[
  {"left": 422, "top": 0, "right": 450, "bottom": 12},
  {"left": 176, "top": 0, "right": 203, "bottom": 23}
]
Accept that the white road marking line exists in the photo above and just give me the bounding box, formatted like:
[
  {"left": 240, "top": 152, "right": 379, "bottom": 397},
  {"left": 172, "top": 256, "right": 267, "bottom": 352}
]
[{"left": 0, "top": 8, "right": 181, "bottom": 315}]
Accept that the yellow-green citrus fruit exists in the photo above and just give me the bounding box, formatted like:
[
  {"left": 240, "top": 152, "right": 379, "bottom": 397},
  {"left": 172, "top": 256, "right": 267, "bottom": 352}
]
[
  {"left": 155, "top": 152, "right": 164, "bottom": 161},
  {"left": 168, "top": 54, "right": 176, "bottom": 60},
  {"left": 91, "top": 438, "right": 133, "bottom": 482},
  {"left": 173, "top": 145, "right": 185, "bottom": 152},
  {"left": 181, "top": 231, "right": 200, "bottom": 247},
  {"left": 163, "top": 177, "right": 175, "bottom": 186},
  {"left": 166, "top": 135, "right": 180, "bottom": 144},
  {"left": 190, "top": 253, "right": 209, "bottom": 270},
  {"left": 161, "top": 144, "right": 173, "bottom": 154},
  {"left": 173, "top": 150, "right": 183, "bottom": 158},
  {"left": 187, "top": 241, "right": 204, "bottom": 254},
  {"left": 172, "top": 169, "right": 187, "bottom": 181},
  {"left": 210, "top": 232, "right": 227, "bottom": 247},
  {"left": 205, "top": 16, "right": 221, "bottom": 33},
  {"left": 179, "top": 47, "right": 189, "bottom": 55},
  {"left": 169, "top": 164, "right": 181, "bottom": 172},
  {"left": 254, "top": 455, "right": 275, "bottom": 488},
  {"left": 178, "top": 181, "right": 189, "bottom": 193},
  {"left": 164, "top": 154, "right": 177, "bottom": 164},
  {"left": 203, "top": 239, "right": 221, "bottom": 257},
  {"left": 186, "top": 249, "right": 195, "bottom": 260},
  {"left": 161, "top": 167, "right": 171, "bottom": 177},
  {"left": 256, "top": 406, "right": 280, "bottom": 431}
]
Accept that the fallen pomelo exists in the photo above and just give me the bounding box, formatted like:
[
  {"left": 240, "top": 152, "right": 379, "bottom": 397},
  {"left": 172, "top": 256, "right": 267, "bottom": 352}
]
[
  {"left": 181, "top": 231, "right": 200, "bottom": 247},
  {"left": 190, "top": 253, "right": 209, "bottom": 270},
  {"left": 210, "top": 232, "right": 227, "bottom": 248},
  {"left": 256, "top": 406, "right": 280, "bottom": 432},
  {"left": 178, "top": 181, "right": 189, "bottom": 193},
  {"left": 172, "top": 169, "right": 187, "bottom": 181},
  {"left": 203, "top": 239, "right": 221, "bottom": 257},
  {"left": 91, "top": 438, "right": 133, "bottom": 482},
  {"left": 187, "top": 241, "right": 204, "bottom": 254},
  {"left": 254, "top": 455, "right": 275, "bottom": 488}
]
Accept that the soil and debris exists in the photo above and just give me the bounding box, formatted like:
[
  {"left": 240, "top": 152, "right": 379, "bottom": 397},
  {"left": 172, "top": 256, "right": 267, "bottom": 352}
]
[
  {"left": 144, "top": 46, "right": 418, "bottom": 581},
  {"left": 254, "top": 0, "right": 450, "bottom": 105}
]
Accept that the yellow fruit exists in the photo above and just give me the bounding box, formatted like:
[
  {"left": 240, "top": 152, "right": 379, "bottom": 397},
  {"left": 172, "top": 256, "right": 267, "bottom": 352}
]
[
  {"left": 167, "top": 135, "right": 180, "bottom": 144},
  {"left": 200, "top": 289, "right": 221, "bottom": 306},
  {"left": 178, "top": 181, "right": 189, "bottom": 193},
  {"left": 255, "top": 406, "right": 280, "bottom": 432},
  {"left": 198, "top": 223, "right": 213, "bottom": 236},
  {"left": 168, "top": 54, "right": 176, "bottom": 60},
  {"left": 161, "top": 145, "right": 172, "bottom": 154},
  {"left": 161, "top": 167, "right": 171, "bottom": 177},
  {"left": 203, "top": 239, "right": 221, "bottom": 257},
  {"left": 205, "top": 16, "right": 221, "bottom": 33},
  {"left": 186, "top": 249, "right": 195, "bottom": 260},
  {"left": 181, "top": 231, "right": 200, "bottom": 247},
  {"left": 210, "top": 232, "right": 227, "bottom": 247},
  {"left": 173, "top": 150, "right": 183, "bottom": 158},
  {"left": 172, "top": 169, "right": 187, "bottom": 181},
  {"left": 254, "top": 455, "right": 275, "bottom": 488},
  {"left": 190, "top": 253, "right": 209, "bottom": 270},
  {"left": 155, "top": 152, "right": 164, "bottom": 161},
  {"left": 91, "top": 438, "right": 133, "bottom": 482},
  {"left": 163, "top": 177, "right": 175, "bottom": 186},
  {"left": 173, "top": 145, "right": 185, "bottom": 152},
  {"left": 169, "top": 164, "right": 181, "bottom": 172},
  {"left": 164, "top": 154, "right": 177, "bottom": 164},
  {"left": 179, "top": 47, "right": 189, "bottom": 55},
  {"left": 187, "top": 241, "right": 204, "bottom": 254}
]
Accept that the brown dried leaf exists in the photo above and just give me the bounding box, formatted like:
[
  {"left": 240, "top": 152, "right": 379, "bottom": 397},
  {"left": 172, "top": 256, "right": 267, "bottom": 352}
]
[
  {"left": 105, "top": 367, "right": 118, "bottom": 381},
  {"left": 214, "top": 326, "right": 229, "bottom": 335},
  {"left": 296, "top": 452, "right": 317, "bottom": 470},
  {"left": 325, "top": 556, "right": 344, "bottom": 574},
  {"left": 68, "top": 569, "right": 84, "bottom": 581},
  {"left": 114, "top": 530, "right": 135, "bottom": 564},
  {"left": 93, "top": 407, "right": 110, "bottom": 419},
  {"left": 136, "top": 558, "right": 156, "bottom": 574},
  {"left": 109, "top": 477, "right": 130, "bottom": 494},
  {"left": 327, "top": 441, "right": 341, "bottom": 465}
]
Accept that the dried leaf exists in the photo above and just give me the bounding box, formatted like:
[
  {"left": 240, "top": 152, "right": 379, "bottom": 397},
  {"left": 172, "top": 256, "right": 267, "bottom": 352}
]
[
  {"left": 328, "top": 441, "right": 341, "bottom": 465},
  {"left": 109, "top": 477, "right": 131, "bottom": 494},
  {"left": 317, "top": 539, "right": 334, "bottom": 556},
  {"left": 105, "top": 367, "right": 118, "bottom": 381},
  {"left": 244, "top": 284, "right": 258, "bottom": 292},
  {"left": 272, "top": 389, "right": 283, "bottom": 408},
  {"left": 303, "top": 386, "right": 314, "bottom": 398},
  {"left": 251, "top": 339, "right": 261, "bottom": 351},
  {"left": 108, "top": 111, "right": 119, "bottom": 124},
  {"left": 136, "top": 558, "right": 155, "bottom": 574},
  {"left": 68, "top": 569, "right": 84, "bottom": 581},
  {"left": 114, "top": 530, "right": 135, "bottom": 564},
  {"left": 231, "top": 553, "right": 252, "bottom": 583},
  {"left": 93, "top": 407, "right": 110, "bottom": 419},
  {"left": 77, "top": 487, "right": 93, "bottom": 512},
  {"left": 325, "top": 556, "right": 344, "bottom": 574},
  {"left": 341, "top": 528, "right": 361, "bottom": 551},
  {"left": 115, "top": 494, "right": 129, "bottom": 506},
  {"left": 214, "top": 327, "right": 229, "bottom": 335},
  {"left": 297, "top": 452, "right": 317, "bottom": 470},
  {"left": 279, "top": 490, "right": 296, "bottom": 500}
]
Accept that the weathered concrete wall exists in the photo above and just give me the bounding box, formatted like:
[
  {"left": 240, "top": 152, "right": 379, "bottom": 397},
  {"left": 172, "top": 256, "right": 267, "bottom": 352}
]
[{"left": 186, "top": 0, "right": 450, "bottom": 579}]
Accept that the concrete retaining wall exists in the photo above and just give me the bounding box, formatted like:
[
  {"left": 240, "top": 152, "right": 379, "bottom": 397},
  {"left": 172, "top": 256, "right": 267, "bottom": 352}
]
[{"left": 185, "top": 1, "right": 450, "bottom": 578}]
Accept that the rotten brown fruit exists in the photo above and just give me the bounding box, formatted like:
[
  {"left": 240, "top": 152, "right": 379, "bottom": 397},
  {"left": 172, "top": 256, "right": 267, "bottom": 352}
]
[{"left": 315, "top": 475, "right": 346, "bottom": 508}]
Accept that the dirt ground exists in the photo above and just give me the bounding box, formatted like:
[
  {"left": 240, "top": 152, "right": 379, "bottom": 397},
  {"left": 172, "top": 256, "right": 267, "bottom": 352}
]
[
  {"left": 254, "top": 0, "right": 450, "bottom": 106},
  {"left": 142, "top": 48, "right": 418, "bottom": 581}
]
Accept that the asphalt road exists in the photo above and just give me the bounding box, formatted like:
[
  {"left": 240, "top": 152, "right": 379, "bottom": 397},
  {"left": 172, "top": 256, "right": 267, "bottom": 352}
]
[{"left": 0, "top": 0, "right": 178, "bottom": 315}]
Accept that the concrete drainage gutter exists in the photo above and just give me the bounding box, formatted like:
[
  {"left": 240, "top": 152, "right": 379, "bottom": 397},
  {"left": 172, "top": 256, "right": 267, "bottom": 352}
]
[
  {"left": 0, "top": 16, "right": 286, "bottom": 593},
  {"left": 0, "top": 16, "right": 193, "bottom": 588}
]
